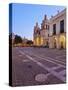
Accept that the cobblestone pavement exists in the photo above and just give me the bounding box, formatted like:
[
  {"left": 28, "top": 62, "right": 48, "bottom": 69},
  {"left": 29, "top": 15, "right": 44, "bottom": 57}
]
[{"left": 12, "top": 47, "right": 66, "bottom": 86}]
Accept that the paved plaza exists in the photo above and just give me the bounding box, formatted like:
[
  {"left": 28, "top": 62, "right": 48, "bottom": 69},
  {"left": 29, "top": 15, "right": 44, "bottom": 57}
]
[{"left": 12, "top": 47, "right": 66, "bottom": 86}]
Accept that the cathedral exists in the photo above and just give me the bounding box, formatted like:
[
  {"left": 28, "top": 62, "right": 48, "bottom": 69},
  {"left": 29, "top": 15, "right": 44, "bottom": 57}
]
[{"left": 33, "top": 15, "right": 49, "bottom": 47}]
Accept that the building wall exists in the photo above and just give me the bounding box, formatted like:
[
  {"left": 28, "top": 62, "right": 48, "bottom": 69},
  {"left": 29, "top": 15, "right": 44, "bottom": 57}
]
[
  {"left": 33, "top": 9, "right": 66, "bottom": 49},
  {"left": 49, "top": 9, "right": 66, "bottom": 49}
]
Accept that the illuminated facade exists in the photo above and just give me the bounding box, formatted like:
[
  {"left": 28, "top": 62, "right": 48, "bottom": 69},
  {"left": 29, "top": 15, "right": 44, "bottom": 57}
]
[
  {"left": 49, "top": 9, "right": 66, "bottom": 49},
  {"left": 40, "top": 15, "right": 49, "bottom": 46},
  {"left": 33, "top": 22, "right": 42, "bottom": 46},
  {"left": 33, "top": 9, "right": 66, "bottom": 49},
  {"left": 33, "top": 15, "right": 49, "bottom": 46}
]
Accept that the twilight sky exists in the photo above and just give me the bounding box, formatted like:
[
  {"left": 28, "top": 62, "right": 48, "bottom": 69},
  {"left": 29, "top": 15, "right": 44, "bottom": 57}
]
[{"left": 12, "top": 3, "right": 65, "bottom": 40}]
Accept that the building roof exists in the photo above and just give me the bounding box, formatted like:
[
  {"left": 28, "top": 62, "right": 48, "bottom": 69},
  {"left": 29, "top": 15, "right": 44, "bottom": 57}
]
[{"left": 50, "top": 8, "right": 66, "bottom": 21}]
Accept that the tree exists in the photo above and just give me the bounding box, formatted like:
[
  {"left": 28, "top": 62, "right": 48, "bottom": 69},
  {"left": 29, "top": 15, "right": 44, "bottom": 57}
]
[
  {"left": 26, "top": 40, "right": 33, "bottom": 45},
  {"left": 14, "top": 35, "right": 22, "bottom": 44}
]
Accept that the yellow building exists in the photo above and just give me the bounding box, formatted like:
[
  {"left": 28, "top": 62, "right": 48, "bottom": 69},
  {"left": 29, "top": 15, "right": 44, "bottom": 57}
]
[
  {"left": 33, "top": 9, "right": 66, "bottom": 49},
  {"left": 49, "top": 9, "right": 66, "bottom": 49}
]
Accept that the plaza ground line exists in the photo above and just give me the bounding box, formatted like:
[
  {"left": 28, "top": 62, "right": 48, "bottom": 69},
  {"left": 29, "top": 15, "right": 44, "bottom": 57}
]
[
  {"left": 22, "top": 50, "right": 65, "bottom": 68},
  {"left": 19, "top": 50, "right": 65, "bottom": 82}
]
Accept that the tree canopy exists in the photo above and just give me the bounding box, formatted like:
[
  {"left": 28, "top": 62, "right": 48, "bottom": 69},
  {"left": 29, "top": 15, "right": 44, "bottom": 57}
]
[
  {"left": 14, "top": 35, "right": 22, "bottom": 44},
  {"left": 26, "top": 40, "right": 33, "bottom": 45}
]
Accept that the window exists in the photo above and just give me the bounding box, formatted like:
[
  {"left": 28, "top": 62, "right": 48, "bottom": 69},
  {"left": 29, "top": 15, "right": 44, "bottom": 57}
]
[
  {"left": 38, "top": 31, "right": 40, "bottom": 35},
  {"left": 46, "top": 25, "right": 49, "bottom": 30},
  {"left": 53, "top": 24, "right": 56, "bottom": 35},
  {"left": 48, "top": 25, "right": 49, "bottom": 30},
  {"left": 60, "top": 20, "right": 64, "bottom": 33},
  {"left": 48, "top": 34, "right": 49, "bottom": 37},
  {"left": 46, "top": 25, "right": 47, "bottom": 29}
]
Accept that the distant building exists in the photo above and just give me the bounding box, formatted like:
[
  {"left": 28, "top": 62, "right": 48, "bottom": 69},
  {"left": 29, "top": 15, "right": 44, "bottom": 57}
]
[
  {"left": 23, "top": 37, "right": 28, "bottom": 43},
  {"left": 33, "top": 9, "right": 66, "bottom": 49}
]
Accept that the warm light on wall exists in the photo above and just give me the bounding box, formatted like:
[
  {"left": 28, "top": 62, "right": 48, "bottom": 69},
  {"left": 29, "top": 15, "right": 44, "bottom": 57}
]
[
  {"left": 41, "top": 37, "right": 43, "bottom": 45},
  {"left": 36, "top": 37, "right": 40, "bottom": 46},
  {"left": 59, "top": 35, "right": 66, "bottom": 48},
  {"left": 59, "top": 35, "right": 65, "bottom": 42}
]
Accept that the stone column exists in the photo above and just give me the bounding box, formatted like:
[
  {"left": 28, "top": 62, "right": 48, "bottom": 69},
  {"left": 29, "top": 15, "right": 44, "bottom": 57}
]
[{"left": 56, "top": 35, "right": 60, "bottom": 49}]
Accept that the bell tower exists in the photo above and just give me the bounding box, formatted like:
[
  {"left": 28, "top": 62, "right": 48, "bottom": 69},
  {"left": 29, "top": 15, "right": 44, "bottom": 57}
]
[
  {"left": 40, "top": 14, "right": 49, "bottom": 46},
  {"left": 33, "top": 22, "right": 41, "bottom": 46}
]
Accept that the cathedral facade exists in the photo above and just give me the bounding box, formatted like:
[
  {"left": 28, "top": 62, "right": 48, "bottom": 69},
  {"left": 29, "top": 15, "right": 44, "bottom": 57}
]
[{"left": 33, "top": 15, "right": 49, "bottom": 47}]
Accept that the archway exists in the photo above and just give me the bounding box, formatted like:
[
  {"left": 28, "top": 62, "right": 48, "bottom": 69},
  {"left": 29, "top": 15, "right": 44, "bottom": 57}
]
[
  {"left": 53, "top": 37, "right": 57, "bottom": 48},
  {"left": 59, "top": 35, "right": 65, "bottom": 49},
  {"left": 46, "top": 41, "right": 49, "bottom": 46},
  {"left": 61, "top": 41, "right": 64, "bottom": 48}
]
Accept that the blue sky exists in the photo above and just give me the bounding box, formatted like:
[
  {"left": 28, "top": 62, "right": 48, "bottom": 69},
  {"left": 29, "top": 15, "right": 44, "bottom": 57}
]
[{"left": 12, "top": 3, "right": 65, "bottom": 40}]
